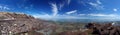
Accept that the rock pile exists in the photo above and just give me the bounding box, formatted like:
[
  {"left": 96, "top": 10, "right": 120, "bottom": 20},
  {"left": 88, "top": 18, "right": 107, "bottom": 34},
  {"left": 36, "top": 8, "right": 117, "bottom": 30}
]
[
  {"left": 0, "top": 12, "right": 57, "bottom": 35},
  {"left": 58, "top": 23, "right": 120, "bottom": 35},
  {"left": 85, "top": 22, "right": 120, "bottom": 35}
]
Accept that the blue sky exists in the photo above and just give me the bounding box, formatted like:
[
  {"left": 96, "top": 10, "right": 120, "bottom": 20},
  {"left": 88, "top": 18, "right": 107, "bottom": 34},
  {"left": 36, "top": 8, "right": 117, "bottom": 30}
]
[{"left": 0, "top": 0, "right": 120, "bottom": 20}]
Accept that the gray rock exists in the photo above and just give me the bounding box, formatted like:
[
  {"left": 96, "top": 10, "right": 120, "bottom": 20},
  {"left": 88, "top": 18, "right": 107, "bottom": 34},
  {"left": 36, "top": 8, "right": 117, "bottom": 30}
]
[{"left": 0, "top": 12, "right": 57, "bottom": 35}]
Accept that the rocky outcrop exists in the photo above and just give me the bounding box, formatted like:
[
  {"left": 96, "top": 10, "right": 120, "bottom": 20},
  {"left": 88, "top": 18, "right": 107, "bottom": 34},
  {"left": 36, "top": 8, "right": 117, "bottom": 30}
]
[
  {"left": 1, "top": 12, "right": 120, "bottom": 35},
  {"left": 85, "top": 22, "right": 120, "bottom": 35},
  {"left": 0, "top": 12, "right": 34, "bottom": 20},
  {"left": 0, "top": 12, "right": 57, "bottom": 35},
  {"left": 58, "top": 23, "right": 120, "bottom": 35}
]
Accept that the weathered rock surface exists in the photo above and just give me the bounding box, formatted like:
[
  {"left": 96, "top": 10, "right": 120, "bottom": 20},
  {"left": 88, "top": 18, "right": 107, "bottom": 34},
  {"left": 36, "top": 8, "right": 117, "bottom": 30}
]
[
  {"left": 85, "top": 22, "right": 120, "bottom": 35},
  {"left": 58, "top": 23, "right": 120, "bottom": 35},
  {"left": 1, "top": 12, "right": 120, "bottom": 35},
  {"left": 0, "top": 12, "right": 57, "bottom": 35}
]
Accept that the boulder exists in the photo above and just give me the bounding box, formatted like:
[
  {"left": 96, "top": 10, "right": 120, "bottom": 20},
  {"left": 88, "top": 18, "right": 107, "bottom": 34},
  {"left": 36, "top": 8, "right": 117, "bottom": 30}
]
[{"left": 85, "top": 22, "right": 120, "bottom": 35}]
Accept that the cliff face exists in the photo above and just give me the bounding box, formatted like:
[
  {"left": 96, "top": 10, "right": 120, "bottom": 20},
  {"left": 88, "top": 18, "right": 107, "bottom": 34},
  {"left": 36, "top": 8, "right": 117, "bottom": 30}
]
[{"left": 0, "top": 12, "right": 57, "bottom": 34}]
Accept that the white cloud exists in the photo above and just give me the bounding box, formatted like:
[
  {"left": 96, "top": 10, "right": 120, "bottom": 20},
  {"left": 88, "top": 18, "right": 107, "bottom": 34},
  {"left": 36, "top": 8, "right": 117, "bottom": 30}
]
[
  {"left": 50, "top": 3, "right": 58, "bottom": 16},
  {"left": 89, "top": 2, "right": 98, "bottom": 7},
  {"left": 4, "top": 7, "right": 10, "bottom": 10},
  {"left": 88, "top": 0, "right": 104, "bottom": 10},
  {"left": 66, "top": 10, "right": 77, "bottom": 15},
  {"left": 0, "top": 6, "right": 2, "bottom": 8},
  {"left": 96, "top": 0, "right": 102, "bottom": 4},
  {"left": 67, "top": 0, "right": 71, "bottom": 5},
  {"left": 88, "top": 14, "right": 117, "bottom": 17},
  {"left": 32, "top": 14, "right": 52, "bottom": 19},
  {"left": 59, "top": 3, "right": 64, "bottom": 10},
  {"left": 32, "top": 13, "right": 120, "bottom": 20},
  {"left": 113, "top": 8, "right": 118, "bottom": 12},
  {"left": 87, "top": 14, "right": 120, "bottom": 19},
  {"left": 0, "top": 5, "right": 10, "bottom": 10},
  {"left": 89, "top": 2, "right": 104, "bottom": 9}
]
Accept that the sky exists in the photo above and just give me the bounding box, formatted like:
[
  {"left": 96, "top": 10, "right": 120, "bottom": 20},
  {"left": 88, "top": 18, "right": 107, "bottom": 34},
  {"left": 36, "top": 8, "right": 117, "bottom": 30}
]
[{"left": 0, "top": 0, "right": 120, "bottom": 20}]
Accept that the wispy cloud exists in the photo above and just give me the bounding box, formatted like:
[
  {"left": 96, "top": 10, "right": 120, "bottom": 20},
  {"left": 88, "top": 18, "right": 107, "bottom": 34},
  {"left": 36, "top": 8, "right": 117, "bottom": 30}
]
[
  {"left": 59, "top": 3, "right": 64, "bottom": 10},
  {"left": 32, "top": 13, "right": 120, "bottom": 20},
  {"left": 67, "top": 0, "right": 71, "bottom": 5},
  {"left": 66, "top": 10, "right": 77, "bottom": 15},
  {"left": 87, "top": 14, "right": 120, "bottom": 19},
  {"left": 113, "top": 8, "right": 118, "bottom": 12},
  {"left": 88, "top": 14, "right": 117, "bottom": 17},
  {"left": 89, "top": 2, "right": 98, "bottom": 7},
  {"left": 0, "top": 5, "right": 10, "bottom": 10},
  {"left": 32, "top": 14, "right": 52, "bottom": 19},
  {"left": 96, "top": 0, "right": 102, "bottom": 4},
  {"left": 88, "top": 0, "right": 104, "bottom": 10},
  {"left": 50, "top": 3, "right": 58, "bottom": 16}
]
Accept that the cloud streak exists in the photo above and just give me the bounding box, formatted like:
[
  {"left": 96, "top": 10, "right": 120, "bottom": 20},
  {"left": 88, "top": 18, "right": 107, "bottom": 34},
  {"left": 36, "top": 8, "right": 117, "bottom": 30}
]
[
  {"left": 32, "top": 13, "right": 120, "bottom": 20},
  {"left": 96, "top": 0, "right": 102, "bottom": 4},
  {"left": 66, "top": 10, "right": 77, "bottom": 15},
  {"left": 88, "top": 0, "right": 104, "bottom": 10},
  {"left": 50, "top": 3, "right": 58, "bottom": 16},
  {"left": 113, "top": 8, "right": 118, "bottom": 12},
  {"left": 67, "top": 0, "right": 71, "bottom": 5},
  {"left": 32, "top": 14, "right": 52, "bottom": 19},
  {"left": 59, "top": 3, "right": 64, "bottom": 10},
  {"left": 0, "top": 5, "right": 10, "bottom": 10},
  {"left": 88, "top": 14, "right": 118, "bottom": 17}
]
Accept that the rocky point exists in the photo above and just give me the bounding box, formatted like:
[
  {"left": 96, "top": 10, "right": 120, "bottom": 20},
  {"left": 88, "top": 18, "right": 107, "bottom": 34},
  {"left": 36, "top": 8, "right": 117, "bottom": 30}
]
[{"left": 0, "top": 12, "right": 57, "bottom": 35}]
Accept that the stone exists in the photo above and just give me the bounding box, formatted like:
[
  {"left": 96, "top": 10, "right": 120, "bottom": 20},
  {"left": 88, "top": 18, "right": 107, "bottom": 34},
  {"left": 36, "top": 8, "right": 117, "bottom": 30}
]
[{"left": 85, "top": 22, "right": 120, "bottom": 35}]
